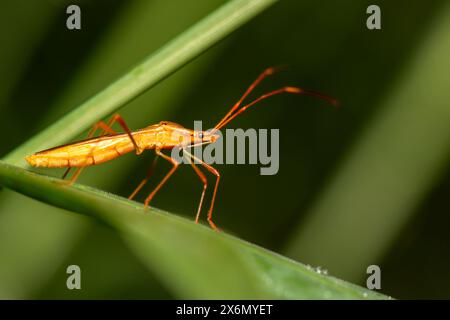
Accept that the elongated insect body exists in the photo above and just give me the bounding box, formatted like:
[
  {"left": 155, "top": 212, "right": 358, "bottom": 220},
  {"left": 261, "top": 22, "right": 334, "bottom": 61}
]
[
  {"left": 25, "top": 67, "right": 336, "bottom": 231},
  {"left": 25, "top": 121, "right": 213, "bottom": 168}
]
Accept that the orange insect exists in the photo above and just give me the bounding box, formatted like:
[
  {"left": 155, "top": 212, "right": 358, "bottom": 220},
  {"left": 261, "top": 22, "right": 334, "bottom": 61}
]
[{"left": 25, "top": 67, "right": 337, "bottom": 230}]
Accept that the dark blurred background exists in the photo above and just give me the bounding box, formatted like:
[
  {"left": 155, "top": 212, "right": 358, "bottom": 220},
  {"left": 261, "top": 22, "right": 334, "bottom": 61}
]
[{"left": 0, "top": 0, "right": 449, "bottom": 299}]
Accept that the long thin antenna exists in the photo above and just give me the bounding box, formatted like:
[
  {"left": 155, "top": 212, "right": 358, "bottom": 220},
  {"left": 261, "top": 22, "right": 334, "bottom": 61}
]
[
  {"left": 213, "top": 86, "right": 338, "bottom": 132},
  {"left": 213, "top": 66, "right": 286, "bottom": 130}
]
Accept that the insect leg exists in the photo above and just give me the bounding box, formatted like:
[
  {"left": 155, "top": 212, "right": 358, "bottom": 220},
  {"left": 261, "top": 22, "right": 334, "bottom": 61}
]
[
  {"left": 62, "top": 113, "right": 140, "bottom": 183},
  {"left": 61, "top": 168, "right": 72, "bottom": 180},
  {"left": 66, "top": 167, "right": 83, "bottom": 184},
  {"left": 61, "top": 120, "right": 117, "bottom": 181},
  {"left": 128, "top": 155, "right": 159, "bottom": 200},
  {"left": 183, "top": 149, "right": 220, "bottom": 231},
  {"left": 89, "top": 113, "right": 142, "bottom": 153},
  {"left": 87, "top": 120, "right": 118, "bottom": 137},
  {"left": 105, "top": 114, "right": 142, "bottom": 154},
  {"left": 182, "top": 149, "right": 208, "bottom": 224},
  {"left": 143, "top": 150, "right": 180, "bottom": 207}
]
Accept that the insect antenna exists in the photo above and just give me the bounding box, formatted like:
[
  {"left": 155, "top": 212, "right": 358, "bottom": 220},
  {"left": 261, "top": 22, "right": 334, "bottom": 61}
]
[
  {"left": 212, "top": 86, "right": 338, "bottom": 132},
  {"left": 213, "top": 66, "right": 287, "bottom": 130}
]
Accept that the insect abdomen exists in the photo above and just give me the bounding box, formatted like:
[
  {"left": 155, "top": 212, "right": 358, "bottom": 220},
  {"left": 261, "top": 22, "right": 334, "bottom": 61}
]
[{"left": 25, "top": 140, "right": 134, "bottom": 168}]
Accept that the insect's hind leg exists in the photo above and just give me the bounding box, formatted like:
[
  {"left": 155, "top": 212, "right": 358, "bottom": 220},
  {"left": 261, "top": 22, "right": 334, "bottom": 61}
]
[
  {"left": 62, "top": 113, "right": 140, "bottom": 184},
  {"left": 61, "top": 118, "right": 118, "bottom": 183}
]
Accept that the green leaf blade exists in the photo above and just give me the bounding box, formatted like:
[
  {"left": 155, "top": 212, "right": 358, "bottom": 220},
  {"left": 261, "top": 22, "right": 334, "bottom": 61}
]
[{"left": 0, "top": 161, "right": 389, "bottom": 299}]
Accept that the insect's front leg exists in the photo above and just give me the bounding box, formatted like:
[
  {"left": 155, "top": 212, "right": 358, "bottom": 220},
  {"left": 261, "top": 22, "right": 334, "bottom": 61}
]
[
  {"left": 182, "top": 149, "right": 208, "bottom": 224},
  {"left": 183, "top": 149, "right": 220, "bottom": 231}
]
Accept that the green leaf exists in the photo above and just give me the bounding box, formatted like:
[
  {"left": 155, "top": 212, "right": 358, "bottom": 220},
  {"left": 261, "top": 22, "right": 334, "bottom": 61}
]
[{"left": 0, "top": 161, "right": 389, "bottom": 299}]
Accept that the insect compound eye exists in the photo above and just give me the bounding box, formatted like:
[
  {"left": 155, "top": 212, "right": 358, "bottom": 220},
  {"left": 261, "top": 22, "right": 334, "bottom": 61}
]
[{"left": 198, "top": 132, "right": 204, "bottom": 139}]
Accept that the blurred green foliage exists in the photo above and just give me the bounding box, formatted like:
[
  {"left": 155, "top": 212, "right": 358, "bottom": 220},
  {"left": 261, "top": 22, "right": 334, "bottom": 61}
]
[{"left": 0, "top": 0, "right": 449, "bottom": 299}]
